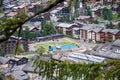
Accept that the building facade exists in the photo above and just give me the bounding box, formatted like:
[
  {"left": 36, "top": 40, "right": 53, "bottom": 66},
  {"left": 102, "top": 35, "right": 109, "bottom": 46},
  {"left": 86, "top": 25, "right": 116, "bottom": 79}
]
[
  {"left": 1, "top": 36, "right": 28, "bottom": 55},
  {"left": 79, "top": 25, "right": 120, "bottom": 43},
  {"left": 56, "top": 23, "right": 76, "bottom": 35}
]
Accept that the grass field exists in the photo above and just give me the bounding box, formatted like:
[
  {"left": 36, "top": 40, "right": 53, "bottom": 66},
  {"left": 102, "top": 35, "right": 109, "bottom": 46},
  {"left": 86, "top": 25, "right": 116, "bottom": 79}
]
[{"left": 34, "top": 38, "right": 78, "bottom": 51}]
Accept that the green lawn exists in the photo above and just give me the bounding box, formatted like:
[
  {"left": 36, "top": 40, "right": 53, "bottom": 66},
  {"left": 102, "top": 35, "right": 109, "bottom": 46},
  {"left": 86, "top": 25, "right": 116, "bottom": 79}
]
[{"left": 34, "top": 38, "right": 77, "bottom": 51}]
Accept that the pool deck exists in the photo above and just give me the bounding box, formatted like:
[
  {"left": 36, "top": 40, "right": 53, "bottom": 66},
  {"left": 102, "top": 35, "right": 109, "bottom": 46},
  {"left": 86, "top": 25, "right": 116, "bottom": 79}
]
[{"left": 29, "top": 37, "right": 79, "bottom": 51}]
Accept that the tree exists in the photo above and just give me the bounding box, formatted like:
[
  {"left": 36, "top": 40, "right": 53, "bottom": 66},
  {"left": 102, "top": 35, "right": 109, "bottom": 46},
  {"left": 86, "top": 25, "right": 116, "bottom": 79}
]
[
  {"left": 117, "top": 22, "right": 120, "bottom": 30},
  {"left": 37, "top": 46, "right": 45, "bottom": 56},
  {"left": 106, "top": 22, "right": 113, "bottom": 29},
  {"left": 93, "top": 19, "right": 99, "bottom": 24},
  {"left": 102, "top": 7, "right": 113, "bottom": 20},
  {"left": 102, "top": 7, "right": 108, "bottom": 20},
  {"left": 86, "top": 6, "right": 92, "bottom": 16},
  {"left": 0, "top": 0, "right": 3, "bottom": 7},
  {"left": 107, "top": 9, "right": 113, "bottom": 20},
  {"left": 34, "top": 5, "right": 43, "bottom": 13},
  {"left": 22, "top": 28, "right": 36, "bottom": 40},
  {"left": 13, "top": 42, "right": 24, "bottom": 55},
  {"left": 13, "top": 28, "right": 35, "bottom": 40},
  {"left": 58, "top": 14, "right": 70, "bottom": 22},
  {"left": 33, "top": 58, "right": 120, "bottom": 80},
  {"left": 40, "top": 21, "right": 56, "bottom": 36},
  {"left": 0, "top": 70, "right": 15, "bottom": 80},
  {"left": 0, "top": 0, "right": 66, "bottom": 43},
  {"left": 0, "top": 0, "right": 120, "bottom": 80},
  {"left": 35, "top": 30, "right": 40, "bottom": 39},
  {"left": 0, "top": 48, "right": 2, "bottom": 56}
]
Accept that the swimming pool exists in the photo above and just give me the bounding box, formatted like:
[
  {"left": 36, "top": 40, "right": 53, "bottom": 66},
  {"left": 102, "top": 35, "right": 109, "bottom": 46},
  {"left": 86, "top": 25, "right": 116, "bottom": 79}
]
[{"left": 50, "top": 44, "right": 77, "bottom": 51}]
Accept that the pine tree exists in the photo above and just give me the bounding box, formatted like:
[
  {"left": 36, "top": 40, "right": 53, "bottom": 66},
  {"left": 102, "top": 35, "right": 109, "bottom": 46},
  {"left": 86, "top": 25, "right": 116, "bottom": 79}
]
[
  {"left": 13, "top": 42, "right": 24, "bottom": 55},
  {"left": 102, "top": 7, "right": 113, "bottom": 20},
  {"left": 87, "top": 6, "right": 92, "bottom": 16},
  {"left": 106, "top": 22, "right": 113, "bottom": 29},
  {"left": 102, "top": 7, "right": 108, "bottom": 20},
  {"left": 93, "top": 19, "right": 99, "bottom": 24},
  {"left": 37, "top": 46, "right": 45, "bottom": 56},
  {"left": 40, "top": 21, "right": 56, "bottom": 36}
]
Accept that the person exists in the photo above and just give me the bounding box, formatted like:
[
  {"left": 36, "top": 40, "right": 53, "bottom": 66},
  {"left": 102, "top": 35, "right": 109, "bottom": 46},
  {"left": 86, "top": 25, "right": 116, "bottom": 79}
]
[{"left": 49, "top": 46, "right": 51, "bottom": 51}]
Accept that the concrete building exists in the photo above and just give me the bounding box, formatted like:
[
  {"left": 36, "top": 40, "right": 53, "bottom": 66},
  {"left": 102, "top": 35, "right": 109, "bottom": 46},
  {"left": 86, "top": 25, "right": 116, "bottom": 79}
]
[
  {"left": 1, "top": 36, "right": 28, "bottom": 55},
  {"left": 56, "top": 23, "right": 76, "bottom": 35},
  {"left": 79, "top": 24, "right": 120, "bottom": 43}
]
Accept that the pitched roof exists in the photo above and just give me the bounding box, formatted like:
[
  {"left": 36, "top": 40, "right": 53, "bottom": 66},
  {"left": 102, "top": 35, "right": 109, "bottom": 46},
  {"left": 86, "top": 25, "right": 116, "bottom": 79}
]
[
  {"left": 73, "top": 27, "right": 80, "bottom": 30},
  {"left": 112, "top": 39, "right": 120, "bottom": 47},
  {"left": 0, "top": 56, "right": 10, "bottom": 64},
  {"left": 23, "top": 56, "right": 50, "bottom": 73},
  {"left": 57, "top": 23, "right": 74, "bottom": 28},
  {"left": 90, "top": 27, "right": 103, "bottom": 33},
  {"left": 77, "top": 16, "right": 90, "bottom": 19},
  {"left": 90, "top": 41, "right": 120, "bottom": 59},
  {"left": 80, "top": 26, "right": 92, "bottom": 30},
  {"left": 50, "top": 7, "right": 64, "bottom": 14},
  {"left": 80, "top": 24, "right": 105, "bottom": 31},
  {"left": 6, "top": 12, "right": 18, "bottom": 17},
  {"left": 11, "top": 70, "right": 29, "bottom": 80},
  {"left": 102, "top": 29, "right": 120, "bottom": 34},
  {"left": 22, "top": 61, "right": 36, "bottom": 73}
]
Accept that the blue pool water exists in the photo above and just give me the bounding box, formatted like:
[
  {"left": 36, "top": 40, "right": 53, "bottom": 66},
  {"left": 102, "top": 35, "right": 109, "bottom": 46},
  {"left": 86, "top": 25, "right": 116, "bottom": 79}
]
[{"left": 50, "top": 44, "right": 77, "bottom": 51}]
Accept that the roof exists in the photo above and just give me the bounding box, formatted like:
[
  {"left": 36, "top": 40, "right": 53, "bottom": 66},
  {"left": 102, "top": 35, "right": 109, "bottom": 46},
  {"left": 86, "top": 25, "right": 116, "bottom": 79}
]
[
  {"left": 92, "top": 50, "right": 120, "bottom": 60},
  {"left": 73, "top": 27, "right": 80, "bottom": 30},
  {"left": 22, "top": 56, "right": 50, "bottom": 73},
  {"left": 17, "top": 3, "right": 29, "bottom": 8},
  {"left": 68, "top": 53, "right": 106, "bottom": 63},
  {"left": 50, "top": 7, "right": 63, "bottom": 14},
  {"left": 74, "top": 20, "right": 86, "bottom": 26},
  {"left": 91, "top": 7, "right": 99, "bottom": 11},
  {"left": 52, "top": 54, "right": 66, "bottom": 62},
  {"left": 90, "top": 42, "right": 120, "bottom": 59},
  {"left": 22, "top": 61, "right": 36, "bottom": 73},
  {"left": 38, "top": 56, "right": 50, "bottom": 61},
  {"left": 90, "top": 27, "right": 103, "bottom": 33},
  {"left": 102, "top": 29, "right": 120, "bottom": 34},
  {"left": 57, "top": 23, "right": 74, "bottom": 28},
  {"left": 0, "top": 56, "right": 10, "bottom": 64},
  {"left": 80, "top": 26, "right": 92, "bottom": 30},
  {"left": 77, "top": 16, "right": 90, "bottom": 19},
  {"left": 10, "top": 36, "right": 23, "bottom": 40},
  {"left": 23, "top": 22, "right": 41, "bottom": 31},
  {"left": 11, "top": 70, "right": 29, "bottom": 80},
  {"left": 6, "top": 12, "right": 18, "bottom": 17},
  {"left": 33, "top": 55, "right": 50, "bottom": 61},
  {"left": 112, "top": 39, "right": 120, "bottom": 47},
  {"left": 80, "top": 24, "right": 105, "bottom": 31},
  {"left": 112, "top": 4, "right": 119, "bottom": 8},
  {"left": 5, "top": 4, "right": 15, "bottom": 8}
]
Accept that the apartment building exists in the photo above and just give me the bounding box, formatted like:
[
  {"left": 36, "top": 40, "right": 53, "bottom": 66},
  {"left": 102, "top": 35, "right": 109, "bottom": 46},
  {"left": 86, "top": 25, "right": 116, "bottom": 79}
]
[
  {"left": 99, "top": 29, "right": 120, "bottom": 43},
  {"left": 1, "top": 36, "right": 28, "bottom": 55},
  {"left": 79, "top": 24, "right": 120, "bottom": 43},
  {"left": 56, "top": 23, "right": 76, "bottom": 35}
]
